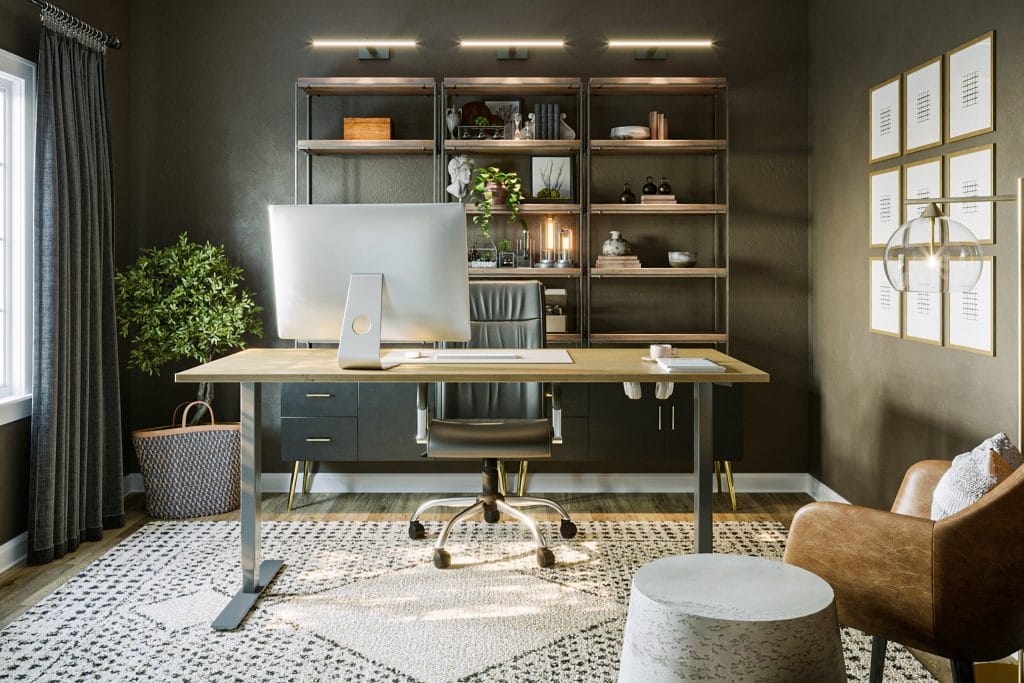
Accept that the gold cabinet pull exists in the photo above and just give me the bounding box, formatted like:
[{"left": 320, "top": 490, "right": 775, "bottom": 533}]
[
  {"left": 305, "top": 393, "right": 333, "bottom": 398},
  {"left": 305, "top": 437, "right": 332, "bottom": 443}
]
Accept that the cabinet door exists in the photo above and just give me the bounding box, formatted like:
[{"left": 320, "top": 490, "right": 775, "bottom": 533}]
[
  {"left": 357, "top": 383, "right": 427, "bottom": 461},
  {"left": 666, "top": 384, "right": 744, "bottom": 464},
  {"left": 551, "top": 417, "right": 588, "bottom": 461},
  {"left": 587, "top": 383, "right": 667, "bottom": 461},
  {"left": 280, "top": 417, "right": 357, "bottom": 462}
]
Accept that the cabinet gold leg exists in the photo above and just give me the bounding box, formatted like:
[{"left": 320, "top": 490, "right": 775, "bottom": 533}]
[
  {"left": 724, "top": 461, "right": 737, "bottom": 511},
  {"left": 497, "top": 461, "right": 508, "bottom": 496},
  {"left": 715, "top": 460, "right": 723, "bottom": 493},
  {"left": 287, "top": 460, "right": 300, "bottom": 511},
  {"left": 302, "top": 460, "right": 312, "bottom": 495},
  {"left": 517, "top": 461, "right": 529, "bottom": 497}
]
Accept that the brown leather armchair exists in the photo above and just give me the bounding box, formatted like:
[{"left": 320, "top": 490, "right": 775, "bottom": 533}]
[{"left": 784, "top": 460, "right": 1024, "bottom": 683}]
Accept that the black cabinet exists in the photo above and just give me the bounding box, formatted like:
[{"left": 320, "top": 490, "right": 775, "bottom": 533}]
[
  {"left": 587, "top": 383, "right": 668, "bottom": 461},
  {"left": 280, "top": 383, "right": 358, "bottom": 462},
  {"left": 357, "top": 383, "right": 428, "bottom": 461}
]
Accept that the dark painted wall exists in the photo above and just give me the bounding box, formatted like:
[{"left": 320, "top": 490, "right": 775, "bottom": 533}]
[
  {"left": 808, "top": 0, "right": 1024, "bottom": 507},
  {"left": 126, "top": 0, "right": 810, "bottom": 475},
  {"left": 0, "top": 0, "right": 130, "bottom": 545}
]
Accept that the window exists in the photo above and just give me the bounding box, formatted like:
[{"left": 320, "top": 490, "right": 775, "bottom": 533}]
[{"left": 0, "top": 48, "right": 34, "bottom": 424}]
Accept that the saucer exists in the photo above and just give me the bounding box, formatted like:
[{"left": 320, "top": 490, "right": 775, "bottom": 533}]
[{"left": 641, "top": 355, "right": 674, "bottom": 362}]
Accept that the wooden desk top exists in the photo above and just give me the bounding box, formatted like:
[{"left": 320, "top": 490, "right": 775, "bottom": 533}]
[{"left": 176, "top": 348, "right": 769, "bottom": 384}]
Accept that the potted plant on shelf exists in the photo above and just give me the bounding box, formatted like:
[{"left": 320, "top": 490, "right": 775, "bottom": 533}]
[
  {"left": 497, "top": 239, "right": 515, "bottom": 268},
  {"left": 471, "top": 165, "right": 525, "bottom": 238}
]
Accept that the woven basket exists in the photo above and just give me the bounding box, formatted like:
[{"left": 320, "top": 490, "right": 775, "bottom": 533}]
[{"left": 131, "top": 401, "right": 241, "bottom": 519}]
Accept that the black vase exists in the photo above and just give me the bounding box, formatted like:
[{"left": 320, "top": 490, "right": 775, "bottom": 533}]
[
  {"left": 619, "top": 182, "right": 637, "bottom": 203},
  {"left": 642, "top": 176, "right": 657, "bottom": 195},
  {"left": 658, "top": 177, "right": 673, "bottom": 194}
]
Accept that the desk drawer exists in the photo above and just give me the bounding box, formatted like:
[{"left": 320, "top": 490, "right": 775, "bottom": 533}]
[
  {"left": 281, "top": 383, "right": 357, "bottom": 417},
  {"left": 280, "top": 417, "right": 357, "bottom": 461}
]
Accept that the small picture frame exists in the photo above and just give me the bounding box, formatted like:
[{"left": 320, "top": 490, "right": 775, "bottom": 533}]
[
  {"left": 531, "top": 157, "right": 572, "bottom": 201},
  {"left": 946, "top": 32, "right": 994, "bottom": 143},
  {"left": 947, "top": 256, "right": 994, "bottom": 355},
  {"left": 869, "top": 257, "right": 901, "bottom": 337},
  {"left": 903, "top": 261, "right": 943, "bottom": 345},
  {"left": 869, "top": 166, "right": 901, "bottom": 247},
  {"left": 946, "top": 144, "right": 994, "bottom": 244},
  {"left": 903, "top": 56, "right": 942, "bottom": 154},
  {"left": 903, "top": 156, "right": 943, "bottom": 223},
  {"left": 869, "top": 76, "right": 901, "bottom": 162}
]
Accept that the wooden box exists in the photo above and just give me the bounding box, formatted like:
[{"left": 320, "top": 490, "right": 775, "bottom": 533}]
[{"left": 343, "top": 117, "right": 392, "bottom": 140}]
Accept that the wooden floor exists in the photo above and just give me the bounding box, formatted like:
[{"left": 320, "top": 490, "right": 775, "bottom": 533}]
[{"left": 0, "top": 490, "right": 811, "bottom": 630}]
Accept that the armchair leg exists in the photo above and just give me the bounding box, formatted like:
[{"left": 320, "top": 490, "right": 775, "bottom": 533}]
[
  {"left": 950, "top": 660, "right": 975, "bottom": 683},
  {"left": 870, "top": 636, "right": 887, "bottom": 683}
]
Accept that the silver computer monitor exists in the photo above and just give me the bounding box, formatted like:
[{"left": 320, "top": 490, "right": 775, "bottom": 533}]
[{"left": 268, "top": 203, "right": 471, "bottom": 369}]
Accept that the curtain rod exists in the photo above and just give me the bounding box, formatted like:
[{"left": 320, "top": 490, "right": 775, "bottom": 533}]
[{"left": 27, "top": 0, "right": 122, "bottom": 49}]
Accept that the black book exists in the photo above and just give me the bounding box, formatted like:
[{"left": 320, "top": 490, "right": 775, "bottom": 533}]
[
  {"left": 534, "top": 104, "right": 543, "bottom": 139},
  {"left": 552, "top": 103, "right": 560, "bottom": 140}
]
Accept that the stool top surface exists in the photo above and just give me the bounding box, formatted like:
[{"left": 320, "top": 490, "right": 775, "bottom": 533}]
[{"left": 633, "top": 554, "right": 834, "bottom": 622}]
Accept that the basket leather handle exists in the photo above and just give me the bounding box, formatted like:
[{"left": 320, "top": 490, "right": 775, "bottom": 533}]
[
  {"left": 180, "top": 401, "right": 216, "bottom": 428},
  {"left": 170, "top": 401, "right": 192, "bottom": 426}
]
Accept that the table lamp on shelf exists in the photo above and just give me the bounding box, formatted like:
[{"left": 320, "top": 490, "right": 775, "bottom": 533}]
[
  {"left": 556, "top": 226, "right": 575, "bottom": 267},
  {"left": 537, "top": 216, "right": 558, "bottom": 267}
]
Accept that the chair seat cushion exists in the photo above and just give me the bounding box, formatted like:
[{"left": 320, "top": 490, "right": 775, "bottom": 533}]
[
  {"left": 427, "top": 419, "right": 551, "bottom": 460},
  {"left": 931, "top": 434, "right": 1020, "bottom": 520}
]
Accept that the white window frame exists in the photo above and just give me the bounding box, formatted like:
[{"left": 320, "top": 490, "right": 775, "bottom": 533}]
[{"left": 0, "top": 49, "right": 34, "bottom": 425}]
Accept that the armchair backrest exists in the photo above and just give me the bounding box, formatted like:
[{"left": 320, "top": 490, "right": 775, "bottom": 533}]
[
  {"left": 439, "top": 280, "right": 545, "bottom": 420},
  {"left": 933, "top": 463, "right": 1024, "bottom": 659}
]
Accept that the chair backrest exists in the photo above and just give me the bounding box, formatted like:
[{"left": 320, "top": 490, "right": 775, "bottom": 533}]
[
  {"left": 933, "top": 463, "right": 1024, "bottom": 659},
  {"left": 440, "top": 280, "right": 546, "bottom": 420}
]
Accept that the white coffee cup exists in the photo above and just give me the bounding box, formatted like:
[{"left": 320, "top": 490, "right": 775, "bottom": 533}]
[{"left": 649, "top": 344, "right": 673, "bottom": 358}]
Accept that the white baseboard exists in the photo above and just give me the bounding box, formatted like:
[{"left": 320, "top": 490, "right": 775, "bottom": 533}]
[
  {"left": 805, "top": 475, "right": 851, "bottom": 504},
  {"left": 0, "top": 531, "right": 27, "bottom": 574}
]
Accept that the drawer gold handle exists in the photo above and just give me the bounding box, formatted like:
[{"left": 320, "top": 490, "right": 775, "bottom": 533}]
[
  {"left": 305, "top": 437, "right": 332, "bottom": 443},
  {"left": 305, "top": 393, "right": 334, "bottom": 398}
]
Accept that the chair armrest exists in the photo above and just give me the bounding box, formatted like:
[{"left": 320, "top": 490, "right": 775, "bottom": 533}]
[
  {"left": 891, "top": 459, "right": 951, "bottom": 517},
  {"left": 784, "top": 502, "right": 936, "bottom": 649}
]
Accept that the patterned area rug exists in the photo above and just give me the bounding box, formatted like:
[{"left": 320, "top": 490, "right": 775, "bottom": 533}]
[{"left": 0, "top": 520, "right": 935, "bottom": 682}]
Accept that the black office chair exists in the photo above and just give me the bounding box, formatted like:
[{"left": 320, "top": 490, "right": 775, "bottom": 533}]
[{"left": 408, "top": 280, "right": 577, "bottom": 568}]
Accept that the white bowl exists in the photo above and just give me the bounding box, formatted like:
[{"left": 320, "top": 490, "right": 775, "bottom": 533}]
[{"left": 610, "top": 126, "right": 651, "bottom": 140}]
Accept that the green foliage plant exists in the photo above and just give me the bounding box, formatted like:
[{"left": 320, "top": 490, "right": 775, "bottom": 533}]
[
  {"left": 497, "top": 239, "right": 513, "bottom": 252},
  {"left": 115, "top": 232, "right": 263, "bottom": 421},
  {"left": 471, "top": 166, "right": 525, "bottom": 242}
]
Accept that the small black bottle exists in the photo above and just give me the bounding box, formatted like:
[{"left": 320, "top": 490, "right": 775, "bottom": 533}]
[
  {"left": 658, "top": 177, "right": 672, "bottom": 194},
  {"left": 619, "top": 182, "right": 637, "bottom": 203},
  {"left": 642, "top": 176, "right": 657, "bottom": 195}
]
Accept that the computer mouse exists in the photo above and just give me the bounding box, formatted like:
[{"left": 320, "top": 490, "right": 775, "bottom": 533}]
[{"left": 405, "top": 350, "right": 424, "bottom": 359}]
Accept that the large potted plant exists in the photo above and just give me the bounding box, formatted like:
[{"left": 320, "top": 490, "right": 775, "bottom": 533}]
[{"left": 115, "top": 232, "right": 263, "bottom": 518}]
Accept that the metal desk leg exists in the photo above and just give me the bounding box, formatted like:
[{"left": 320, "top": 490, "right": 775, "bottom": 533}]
[
  {"left": 212, "top": 381, "right": 284, "bottom": 630},
  {"left": 693, "top": 382, "right": 714, "bottom": 553}
]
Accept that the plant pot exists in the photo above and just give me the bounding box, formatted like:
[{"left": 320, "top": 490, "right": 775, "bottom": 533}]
[{"left": 484, "top": 182, "right": 507, "bottom": 206}]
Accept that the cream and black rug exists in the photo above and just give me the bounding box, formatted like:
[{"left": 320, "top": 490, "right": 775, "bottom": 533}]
[{"left": 0, "top": 520, "right": 934, "bottom": 682}]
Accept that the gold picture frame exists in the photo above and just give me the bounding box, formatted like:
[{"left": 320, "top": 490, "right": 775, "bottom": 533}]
[
  {"left": 869, "top": 257, "right": 901, "bottom": 337},
  {"left": 945, "top": 143, "right": 995, "bottom": 245},
  {"left": 945, "top": 31, "right": 995, "bottom": 143},
  {"left": 946, "top": 255, "right": 995, "bottom": 356},
  {"left": 869, "top": 166, "right": 902, "bottom": 248},
  {"left": 903, "top": 55, "right": 943, "bottom": 154},
  {"left": 869, "top": 75, "right": 901, "bottom": 163}
]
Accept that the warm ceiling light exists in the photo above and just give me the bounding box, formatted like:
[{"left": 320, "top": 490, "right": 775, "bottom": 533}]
[
  {"left": 608, "top": 39, "right": 713, "bottom": 48},
  {"left": 459, "top": 40, "right": 565, "bottom": 48},
  {"left": 311, "top": 39, "right": 418, "bottom": 48}
]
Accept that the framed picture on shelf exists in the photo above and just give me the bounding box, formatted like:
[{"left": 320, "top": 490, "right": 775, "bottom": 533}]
[
  {"left": 947, "top": 256, "right": 994, "bottom": 355},
  {"left": 946, "top": 32, "right": 994, "bottom": 142},
  {"left": 903, "top": 260, "right": 943, "bottom": 345},
  {"left": 869, "top": 257, "right": 901, "bottom": 337},
  {"left": 869, "top": 76, "right": 901, "bottom": 162},
  {"left": 903, "top": 56, "right": 942, "bottom": 154},
  {"left": 531, "top": 157, "right": 572, "bottom": 201},
  {"left": 946, "top": 143, "right": 994, "bottom": 243},
  {"left": 484, "top": 99, "right": 522, "bottom": 138},
  {"left": 869, "top": 166, "right": 901, "bottom": 247},
  {"left": 903, "top": 156, "right": 943, "bottom": 223}
]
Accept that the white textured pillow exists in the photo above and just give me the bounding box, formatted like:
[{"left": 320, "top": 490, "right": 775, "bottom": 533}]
[
  {"left": 972, "top": 432, "right": 1023, "bottom": 468},
  {"left": 931, "top": 446, "right": 1016, "bottom": 520}
]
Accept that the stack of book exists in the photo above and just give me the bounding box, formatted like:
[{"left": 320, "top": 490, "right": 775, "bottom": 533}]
[
  {"left": 641, "top": 194, "right": 677, "bottom": 204},
  {"left": 594, "top": 255, "right": 641, "bottom": 269},
  {"left": 532, "top": 103, "right": 562, "bottom": 140}
]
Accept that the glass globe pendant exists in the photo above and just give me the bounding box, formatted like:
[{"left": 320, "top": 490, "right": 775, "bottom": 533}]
[{"left": 883, "top": 202, "right": 984, "bottom": 293}]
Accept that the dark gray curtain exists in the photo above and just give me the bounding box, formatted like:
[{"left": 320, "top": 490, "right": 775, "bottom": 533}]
[{"left": 28, "top": 20, "right": 124, "bottom": 564}]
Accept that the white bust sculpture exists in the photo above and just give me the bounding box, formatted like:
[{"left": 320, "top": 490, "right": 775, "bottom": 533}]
[{"left": 446, "top": 155, "right": 474, "bottom": 200}]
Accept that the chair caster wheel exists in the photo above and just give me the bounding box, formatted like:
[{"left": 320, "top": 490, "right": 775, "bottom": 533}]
[
  {"left": 559, "top": 520, "right": 578, "bottom": 539},
  {"left": 408, "top": 521, "right": 425, "bottom": 540},
  {"left": 484, "top": 508, "right": 500, "bottom": 524},
  {"left": 536, "top": 547, "right": 555, "bottom": 568},
  {"left": 433, "top": 548, "right": 451, "bottom": 569}
]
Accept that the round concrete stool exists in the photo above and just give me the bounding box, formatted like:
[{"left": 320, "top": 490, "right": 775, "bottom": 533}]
[{"left": 618, "top": 554, "right": 845, "bottom": 683}]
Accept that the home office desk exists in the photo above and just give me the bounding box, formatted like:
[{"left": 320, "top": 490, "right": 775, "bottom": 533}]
[{"left": 176, "top": 347, "right": 769, "bottom": 630}]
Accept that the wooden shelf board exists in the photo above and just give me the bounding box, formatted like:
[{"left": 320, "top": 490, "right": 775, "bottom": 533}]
[
  {"left": 298, "top": 139, "right": 434, "bottom": 155},
  {"left": 444, "top": 139, "right": 580, "bottom": 154},
  {"left": 443, "top": 77, "right": 581, "bottom": 96},
  {"left": 590, "top": 203, "right": 727, "bottom": 215},
  {"left": 589, "top": 76, "right": 726, "bottom": 95},
  {"left": 590, "top": 139, "right": 726, "bottom": 155},
  {"left": 469, "top": 267, "right": 581, "bottom": 278},
  {"left": 547, "top": 333, "right": 583, "bottom": 343},
  {"left": 589, "top": 333, "right": 729, "bottom": 343},
  {"left": 590, "top": 267, "right": 726, "bottom": 278},
  {"left": 297, "top": 77, "right": 435, "bottom": 95},
  {"left": 464, "top": 203, "right": 581, "bottom": 215}
]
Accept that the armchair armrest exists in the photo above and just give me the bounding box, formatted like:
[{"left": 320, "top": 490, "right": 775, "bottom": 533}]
[
  {"left": 891, "top": 459, "right": 951, "bottom": 517},
  {"left": 784, "top": 502, "right": 936, "bottom": 650}
]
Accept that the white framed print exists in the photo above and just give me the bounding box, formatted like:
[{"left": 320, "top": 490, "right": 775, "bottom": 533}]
[
  {"left": 903, "top": 156, "right": 943, "bottom": 223},
  {"left": 946, "top": 32, "right": 994, "bottom": 142},
  {"left": 947, "top": 257, "right": 994, "bottom": 355},
  {"left": 870, "top": 167, "right": 901, "bottom": 247},
  {"left": 869, "top": 258, "right": 901, "bottom": 337},
  {"left": 531, "top": 156, "right": 572, "bottom": 200},
  {"left": 903, "top": 260, "right": 942, "bottom": 345},
  {"left": 870, "top": 76, "right": 901, "bottom": 162},
  {"left": 903, "top": 56, "right": 942, "bottom": 153},
  {"left": 946, "top": 144, "right": 994, "bottom": 243}
]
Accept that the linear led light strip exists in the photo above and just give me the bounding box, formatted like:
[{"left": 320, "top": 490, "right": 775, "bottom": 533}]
[
  {"left": 608, "top": 39, "right": 713, "bottom": 48},
  {"left": 459, "top": 40, "right": 565, "bottom": 48},
  {"left": 311, "top": 39, "right": 417, "bottom": 48}
]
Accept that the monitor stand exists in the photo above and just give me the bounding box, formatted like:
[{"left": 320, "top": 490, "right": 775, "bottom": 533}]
[{"left": 337, "top": 273, "right": 397, "bottom": 370}]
